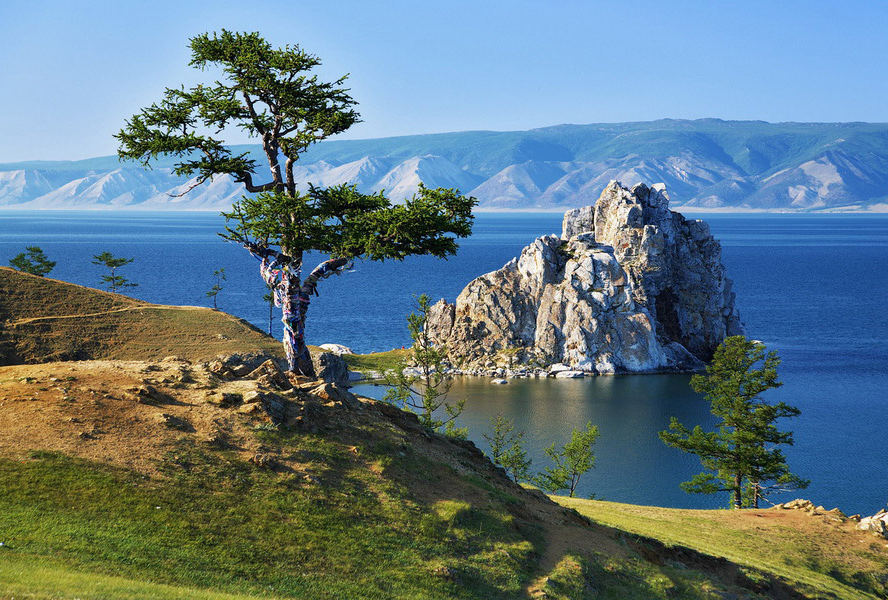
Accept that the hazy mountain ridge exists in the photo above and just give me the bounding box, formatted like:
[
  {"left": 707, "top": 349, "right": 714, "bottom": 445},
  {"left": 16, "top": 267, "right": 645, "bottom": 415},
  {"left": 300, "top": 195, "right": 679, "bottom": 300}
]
[{"left": 4, "top": 119, "right": 888, "bottom": 211}]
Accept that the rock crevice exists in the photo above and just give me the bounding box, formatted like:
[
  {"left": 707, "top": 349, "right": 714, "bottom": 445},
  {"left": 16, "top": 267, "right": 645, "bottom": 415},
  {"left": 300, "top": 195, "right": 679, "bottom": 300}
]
[{"left": 428, "top": 181, "right": 744, "bottom": 375}]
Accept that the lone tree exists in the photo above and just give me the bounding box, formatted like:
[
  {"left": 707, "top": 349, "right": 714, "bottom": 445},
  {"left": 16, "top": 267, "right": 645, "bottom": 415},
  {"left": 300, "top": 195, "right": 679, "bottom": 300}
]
[
  {"left": 92, "top": 252, "right": 137, "bottom": 293},
  {"left": 9, "top": 246, "right": 55, "bottom": 277},
  {"left": 206, "top": 268, "right": 226, "bottom": 309},
  {"left": 659, "top": 336, "right": 808, "bottom": 509},
  {"left": 484, "top": 414, "right": 532, "bottom": 483},
  {"left": 116, "top": 30, "right": 475, "bottom": 377},
  {"left": 385, "top": 294, "right": 467, "bottom": 438},
  {"left": 536, "top": 422, "right": 599, "bottom": 498}
]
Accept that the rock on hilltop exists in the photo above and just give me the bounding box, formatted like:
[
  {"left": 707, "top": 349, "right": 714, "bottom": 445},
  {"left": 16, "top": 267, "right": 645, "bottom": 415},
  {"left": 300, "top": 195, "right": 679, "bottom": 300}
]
[{"left": 427, "top": 181, "right": 744, "bottom": 375}]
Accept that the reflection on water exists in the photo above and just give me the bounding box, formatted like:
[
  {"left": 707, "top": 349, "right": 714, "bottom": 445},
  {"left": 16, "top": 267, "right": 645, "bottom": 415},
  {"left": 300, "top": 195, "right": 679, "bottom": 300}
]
[{"left": 353, "top": 375, "right": 725, "bottom": 509}]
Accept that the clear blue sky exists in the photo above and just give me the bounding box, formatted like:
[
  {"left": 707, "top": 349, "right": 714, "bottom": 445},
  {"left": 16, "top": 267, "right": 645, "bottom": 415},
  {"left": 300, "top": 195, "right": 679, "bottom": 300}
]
[{"left": 1, "top": 0, "right": 886, "bottom": 162}]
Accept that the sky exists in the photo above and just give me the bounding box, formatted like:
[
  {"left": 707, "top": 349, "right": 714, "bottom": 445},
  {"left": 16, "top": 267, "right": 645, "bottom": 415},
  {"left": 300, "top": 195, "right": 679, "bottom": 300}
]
[{"left": 1, "top": 0, "right": 887, "bottom": 162}]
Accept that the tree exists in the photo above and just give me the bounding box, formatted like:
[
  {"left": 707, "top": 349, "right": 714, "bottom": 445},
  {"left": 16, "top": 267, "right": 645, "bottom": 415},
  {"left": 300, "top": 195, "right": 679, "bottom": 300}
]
[
  {"left": 92, "top": 252, "right": 137, "bottom": 293},
  {"left": 484, "top": 414, "right": 532, "bottom": 483},
  {"left": 262, "top": 286, "right": 275, "bottom": 336},
  {"left": 659, "top": 336, "right": 808, "bottom": 509},
  {"left": 536, "top": 422, "right": 599, "bottom": 498},
  {"left": 385, "top": 294, "right": 467, "bottom": 438},
  {"left": 116, "top": 30, "right": 475, "bottom": 377},
  {"left": 206, "top": 268, "right": 226, "bottom": 309},
  {"left": 9, "top": 246, "right": 55, "bottom": 277}
]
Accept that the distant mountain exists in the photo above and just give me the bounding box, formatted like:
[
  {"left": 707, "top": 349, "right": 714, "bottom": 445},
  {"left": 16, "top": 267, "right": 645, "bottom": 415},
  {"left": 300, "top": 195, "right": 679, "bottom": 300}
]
[{"left": 4, "top": 119, "right": 888, "bottom": 211}]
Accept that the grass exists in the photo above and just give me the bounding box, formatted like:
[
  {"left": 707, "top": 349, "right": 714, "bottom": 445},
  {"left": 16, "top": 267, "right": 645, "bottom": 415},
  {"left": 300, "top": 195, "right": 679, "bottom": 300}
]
[
  {"left": 342, "top": 348, "right": 411, "bottom": 375},
  {"left": 0, "top": 422, "right": 825, "bottom": 599},
  {"left": 0, "top": 436, "right": 541, "bottom": 599},
  {"left": 554, "top": 497, "right": 888, "bottom": 600},
  {"left": 0, "top": 553, "right": 272, "bottom": 600},
  {"left": 0, "top": 445, "right": 847, "bottom": 600}
]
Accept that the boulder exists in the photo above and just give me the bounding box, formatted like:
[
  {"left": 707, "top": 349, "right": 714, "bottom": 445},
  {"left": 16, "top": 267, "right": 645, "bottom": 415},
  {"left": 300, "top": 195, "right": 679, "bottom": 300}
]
[
  {"left": 427, "top": 181, "right": 744, "bottom": 374},
  {"left": 857, "top": 508, "right": 888, "bottom": 539},
  {"left": 555, "top": 371, "right": 585, "bottom": 379},
  {"left": 319, "top": 343, "right": 354, "bottom": 356},
  {"left": 490, "top": 378, "right": 509, "bottom": 385},
  {"left": 307, "top": 382, "right": 362, "bottom": 410},
  {"left": 311, "top": 352, "right": 350, "bottom": 386},
  {"left": 245, "top": 359, "right": 291, "bottom": 390}
]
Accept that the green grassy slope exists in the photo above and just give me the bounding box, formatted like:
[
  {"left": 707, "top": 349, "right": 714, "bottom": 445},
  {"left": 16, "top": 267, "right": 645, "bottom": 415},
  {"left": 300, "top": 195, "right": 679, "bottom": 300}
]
[
  {"left": 0, "top": 417, "right": 788, "bottom": 600},
  {"left": 0, "top": 353, "right": 838, "bottom": 600},
  {"left": 555, "top": 497, "right": 888, "bottom": 600}
]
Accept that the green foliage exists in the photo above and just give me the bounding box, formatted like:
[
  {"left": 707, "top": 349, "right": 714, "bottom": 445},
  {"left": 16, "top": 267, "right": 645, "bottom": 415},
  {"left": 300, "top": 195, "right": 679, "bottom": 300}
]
[
  {"left": 8, "top": 246, "right": 55, "bottom": 277},
  {"left": 91, "top": 251, "right": 137, "bottom": 293},
  {"left": 221, "top": 183, "right": 475, "bottom": 263},
  {"left": 385, "top": 294, "right": 467, "bottom": 438},
  {"left": 205, "top": 267, "right": 226, "bottom": 309},
  {"left": 535, "top": 422, "right": 599, "bottom": 497},
  {"left": 116, "top": 30, "right": 358, "bottom": 191},
  {"left": 484, "top": 414, "right": 532, "bottom": 483},
  {"left": 659, "top": 336, "right": 808, "bottom": 509}
]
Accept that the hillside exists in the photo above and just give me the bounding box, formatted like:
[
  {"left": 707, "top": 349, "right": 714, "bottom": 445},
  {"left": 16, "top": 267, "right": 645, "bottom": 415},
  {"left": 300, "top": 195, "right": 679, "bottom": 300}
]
[
  {"left": 4, "top": 120, "right": 888, "bottom": 211},
  {"left": 2, "top": 356, "right": 885, "bottom": 599},
  {"left": 1, "top": 273, "right": 886, "bottom": 598},
  {"left": 0, "top": 267, "right": 282, "bottom": 365}
]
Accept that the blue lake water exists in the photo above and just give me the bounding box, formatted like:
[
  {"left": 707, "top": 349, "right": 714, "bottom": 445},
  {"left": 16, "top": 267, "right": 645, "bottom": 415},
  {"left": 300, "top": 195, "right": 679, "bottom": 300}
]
[{"left": 1, "top": 210, "right": 886, "bottom": 514}]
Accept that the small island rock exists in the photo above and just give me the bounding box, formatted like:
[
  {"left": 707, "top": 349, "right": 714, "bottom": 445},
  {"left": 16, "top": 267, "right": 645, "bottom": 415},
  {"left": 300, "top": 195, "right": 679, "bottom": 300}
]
[{"left": 427, "top": 181, "right": 744, "bottom": 374}]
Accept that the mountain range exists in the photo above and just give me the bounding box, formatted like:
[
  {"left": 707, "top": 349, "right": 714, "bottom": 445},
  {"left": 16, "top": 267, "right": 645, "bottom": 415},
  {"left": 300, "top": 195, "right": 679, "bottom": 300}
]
[{"left": 4, "top": 119, "right": 888, "bottom": 211}]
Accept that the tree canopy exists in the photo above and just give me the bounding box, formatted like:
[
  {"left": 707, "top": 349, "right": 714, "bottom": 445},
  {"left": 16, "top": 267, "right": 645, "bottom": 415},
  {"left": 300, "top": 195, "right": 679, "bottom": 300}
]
[
  {"left": 92, "top": 252, "right": 137, "bottom": 293},
  {"left": 116, "top": 30, "right": 359, "bottom": 197},
  {"left": 660, "top": 336, "right": 808, "bottom": 509},
  {"left": 8, "top": 246, "right": 55, "bottom": 277},
  {"left": 536, "top": 422, "right": 599, "bottom": 498}
]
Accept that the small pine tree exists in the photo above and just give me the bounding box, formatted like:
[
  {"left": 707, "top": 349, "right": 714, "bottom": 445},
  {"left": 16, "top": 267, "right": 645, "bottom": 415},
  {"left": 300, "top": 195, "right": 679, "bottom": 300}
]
[
  {"left": 92, "top": 252, "right": 137, "bottom": 293},
  {"left": 8, "top": 246, "right": 55, "bottom": 276},
  {"left": 206, "top": 268, "right": 226, "bottom": 309},
  {"left": 659, "top": 336, "right": 808, "bottom": 509},
  {"left": 536, "top": 422, "right": 599, "bottom": 498},
  {"left": 263, "top": 285, "right": 275, "bottom": 336},
  {"left": 385, "top": 294, "right": 466, "bottom": 438},
  {"left": 484, "top": 414, "right": 532, "bottom": 483}
]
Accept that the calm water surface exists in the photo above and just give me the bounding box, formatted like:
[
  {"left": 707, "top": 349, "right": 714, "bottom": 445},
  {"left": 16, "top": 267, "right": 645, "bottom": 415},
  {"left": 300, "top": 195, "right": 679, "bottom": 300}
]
[{"left": 1, "top": 211, "right": 886, "bottom": 514}]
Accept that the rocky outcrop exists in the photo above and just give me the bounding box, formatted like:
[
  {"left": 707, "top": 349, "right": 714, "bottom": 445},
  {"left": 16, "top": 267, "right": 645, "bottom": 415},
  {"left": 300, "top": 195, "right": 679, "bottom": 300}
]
[
  {"left": 427, "top": 181, "right": 744, "bottom": 375},
  {"left": 858, "top": 507, "right": 888, "bottom": 539}
]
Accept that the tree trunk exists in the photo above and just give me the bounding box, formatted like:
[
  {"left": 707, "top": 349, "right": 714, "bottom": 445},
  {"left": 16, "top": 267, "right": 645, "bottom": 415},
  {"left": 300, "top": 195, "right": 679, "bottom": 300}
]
[
  {"left": 733, "top": 474, "right": 743, "bottom": 509},
  {"left": 284, "top": 257, "right": 349, "bottom": 377},
  {"left": 280, "top": 270, "right": 315, "bottom": 378},
  {"left": 251, "top": 247, "right": 348, "bottom": 379}
]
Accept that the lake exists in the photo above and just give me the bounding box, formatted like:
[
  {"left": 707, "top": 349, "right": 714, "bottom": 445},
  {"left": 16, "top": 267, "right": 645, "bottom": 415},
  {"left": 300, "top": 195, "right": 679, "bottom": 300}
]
[{"left": 1, "top": 210, "right": 886, "bottom": 514}]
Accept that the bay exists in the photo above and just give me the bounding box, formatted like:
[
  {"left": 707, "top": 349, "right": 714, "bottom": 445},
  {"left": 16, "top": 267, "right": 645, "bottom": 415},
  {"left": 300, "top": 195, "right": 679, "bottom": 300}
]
[{"left": 1, "top": 210, "right": 886, "bottom": 514}]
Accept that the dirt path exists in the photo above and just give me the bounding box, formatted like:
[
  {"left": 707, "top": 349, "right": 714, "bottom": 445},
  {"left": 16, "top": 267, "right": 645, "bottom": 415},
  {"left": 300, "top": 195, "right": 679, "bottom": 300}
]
[{"left": 7, "top": 304, "right": 207, "bottom": 326}]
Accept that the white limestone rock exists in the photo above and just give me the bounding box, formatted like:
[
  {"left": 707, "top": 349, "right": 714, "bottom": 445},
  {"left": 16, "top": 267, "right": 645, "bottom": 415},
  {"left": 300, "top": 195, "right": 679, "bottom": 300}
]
[
  {"left": 555, "top": 371, "right": 586, "bottom": 378},
  {"left": 858, "top": 508, "right": 888, "bottom": 539},
  {"left": 319, "top": 343, "right": 354, "bottom": 355},
  {"left": 427, "top": 181, "right": 744, "bottom": 374}
]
